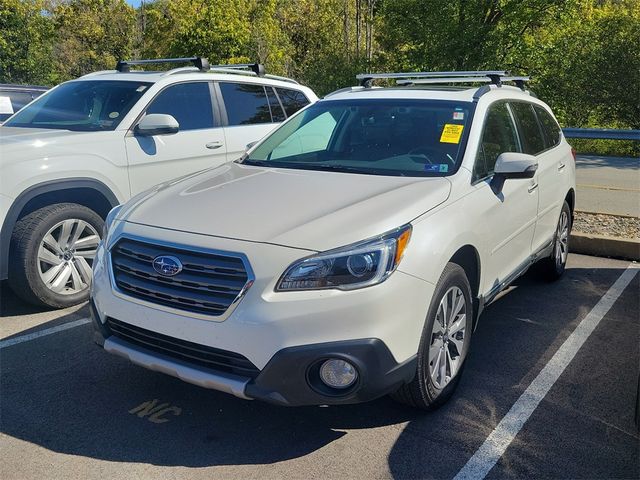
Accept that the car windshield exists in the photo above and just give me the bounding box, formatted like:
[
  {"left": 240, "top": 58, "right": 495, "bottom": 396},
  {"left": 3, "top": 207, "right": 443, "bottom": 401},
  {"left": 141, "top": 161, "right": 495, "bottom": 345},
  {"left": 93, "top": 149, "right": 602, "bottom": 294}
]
[
  {"left": 242, "top": 99, "right": 475, "bottom": 177},
  {"left": 4, "top": 80, "right": 152, "bottom": 131}
]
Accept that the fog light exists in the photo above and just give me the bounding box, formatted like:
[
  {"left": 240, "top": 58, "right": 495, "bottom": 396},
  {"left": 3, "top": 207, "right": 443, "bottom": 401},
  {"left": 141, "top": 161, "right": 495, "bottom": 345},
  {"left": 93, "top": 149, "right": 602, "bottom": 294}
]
[{"left": 319, "top": 359, "right": 358, "bottom": 389}]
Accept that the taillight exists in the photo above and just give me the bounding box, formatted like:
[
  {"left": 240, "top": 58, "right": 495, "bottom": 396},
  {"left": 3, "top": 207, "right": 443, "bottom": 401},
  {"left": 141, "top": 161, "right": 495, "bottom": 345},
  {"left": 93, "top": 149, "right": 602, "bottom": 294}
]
[{"left": 570, "top": 147, "right": 577, "bottom": 162}]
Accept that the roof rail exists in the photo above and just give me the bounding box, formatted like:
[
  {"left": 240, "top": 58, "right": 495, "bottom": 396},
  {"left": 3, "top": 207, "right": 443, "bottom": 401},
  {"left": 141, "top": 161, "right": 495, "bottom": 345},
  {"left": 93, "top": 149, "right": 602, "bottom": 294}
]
[
  {"left": 165, "top": 65, "right": 299, "bottom": 84},
  {"left": 397, "top": 75, "right": 530, "bottom": 89},
  {"left": 324, "top": 86, "right": 368, "bottom": 98},
  {"left": 115, "top": 57, "right": 210, "bottom": 72},
  {"left": 356, "top": 71, "right": 529, "bottom": 90},
  {"left": 210, "top": 62, "right": 266, "bottom": 76}
]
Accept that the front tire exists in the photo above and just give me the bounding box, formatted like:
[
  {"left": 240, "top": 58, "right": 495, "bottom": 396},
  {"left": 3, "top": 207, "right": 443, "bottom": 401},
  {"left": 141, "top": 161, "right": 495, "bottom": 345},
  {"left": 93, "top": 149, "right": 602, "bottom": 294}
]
[
  {"left": 9, "top": 203, "right": 103, "bottom": 308},
  {"left": 391, "top": 263, "right": 473, "bottom": 410}
]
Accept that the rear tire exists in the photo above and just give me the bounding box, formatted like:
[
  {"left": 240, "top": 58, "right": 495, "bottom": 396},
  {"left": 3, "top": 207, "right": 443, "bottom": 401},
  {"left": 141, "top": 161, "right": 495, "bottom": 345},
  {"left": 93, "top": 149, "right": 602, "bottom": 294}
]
[
  {"left": 391, "top": 263, "right": 473, "bottom": 410},
  {"left": 8, "top": 203, "right": 103, "bottom": 308},
  {"left": 538, "top": 201, "right": 571, "bottom": 281}
]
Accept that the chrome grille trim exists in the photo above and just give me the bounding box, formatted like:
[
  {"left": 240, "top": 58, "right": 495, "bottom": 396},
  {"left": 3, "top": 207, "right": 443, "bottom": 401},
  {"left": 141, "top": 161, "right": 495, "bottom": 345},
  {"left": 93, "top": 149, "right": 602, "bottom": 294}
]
[{"left": 108, "top": 234, "right": 254, "bottom": 321}]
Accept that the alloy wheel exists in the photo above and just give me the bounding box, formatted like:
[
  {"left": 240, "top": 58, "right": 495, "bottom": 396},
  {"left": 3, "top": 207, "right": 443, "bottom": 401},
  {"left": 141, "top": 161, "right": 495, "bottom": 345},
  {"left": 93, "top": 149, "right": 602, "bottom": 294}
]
[
  {"left": 428, "top": 286, "right": 467, "bottom": 389},
  {"left": 555, "top": 210, "right": 569, "bottom": 268},
  {"left": 37, "top": 219, "right": 100, "bottom": 295}
]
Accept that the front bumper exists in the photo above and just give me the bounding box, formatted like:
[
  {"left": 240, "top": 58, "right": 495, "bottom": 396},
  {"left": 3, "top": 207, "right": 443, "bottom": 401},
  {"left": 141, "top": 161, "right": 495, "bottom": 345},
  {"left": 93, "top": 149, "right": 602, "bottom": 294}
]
[{"left": 91, "top": 300, "right": 417, "bottom": 406}]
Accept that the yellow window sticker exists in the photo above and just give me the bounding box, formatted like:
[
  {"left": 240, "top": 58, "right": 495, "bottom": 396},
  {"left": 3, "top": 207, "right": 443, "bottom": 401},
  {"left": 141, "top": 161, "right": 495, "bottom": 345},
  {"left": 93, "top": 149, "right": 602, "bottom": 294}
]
[{"left": 440, "top": 124, "right": 464, "bottom": 144}]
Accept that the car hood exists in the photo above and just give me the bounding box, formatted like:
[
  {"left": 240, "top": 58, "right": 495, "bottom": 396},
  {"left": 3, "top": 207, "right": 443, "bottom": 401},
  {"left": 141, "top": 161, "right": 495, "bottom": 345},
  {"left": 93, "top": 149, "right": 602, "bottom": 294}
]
[
  {"left": 122, "top": 162, "right": 451, "bottom": 251},
  {"left": 0, "top": 127, "right": 103, "bottom": 164}
]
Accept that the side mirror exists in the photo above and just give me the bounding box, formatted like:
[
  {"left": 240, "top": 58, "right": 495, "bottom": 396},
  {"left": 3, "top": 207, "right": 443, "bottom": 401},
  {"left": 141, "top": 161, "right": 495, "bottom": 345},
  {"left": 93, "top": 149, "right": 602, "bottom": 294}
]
[
  {"left": 490, "top": 152, "right": 538, "bottom": 194},
  {"left": 135, "top": 114, "right": 179, "bottom": 136},
  {"left": 245, "top": 141, "right": 258, "bottom": 151}
]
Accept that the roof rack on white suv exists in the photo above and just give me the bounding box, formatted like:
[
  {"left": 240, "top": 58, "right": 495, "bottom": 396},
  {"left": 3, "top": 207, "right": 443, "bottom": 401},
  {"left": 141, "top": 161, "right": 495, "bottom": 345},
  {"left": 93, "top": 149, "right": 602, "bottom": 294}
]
[
  {"left": 87, "top": 56, "right": 300, "bottom": 85},
  {"left": 356, "top": 70, "right": 530, "bottom": 91}
]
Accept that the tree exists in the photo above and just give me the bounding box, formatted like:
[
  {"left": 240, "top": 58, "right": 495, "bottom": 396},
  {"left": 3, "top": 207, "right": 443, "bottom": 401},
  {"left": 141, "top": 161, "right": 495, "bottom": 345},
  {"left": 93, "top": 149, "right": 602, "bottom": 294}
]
[
  {"left": 138, "top": 0, "right": 252, "bottom": 64},
  {"left": 520, "top": 0, "right": 640, "bottom": 129},
  {"left": 50, "top": 0, "right": 136, "bottom": 82},
  {"left": 0, "top": 0, "right": 54, "bottom": 85}
]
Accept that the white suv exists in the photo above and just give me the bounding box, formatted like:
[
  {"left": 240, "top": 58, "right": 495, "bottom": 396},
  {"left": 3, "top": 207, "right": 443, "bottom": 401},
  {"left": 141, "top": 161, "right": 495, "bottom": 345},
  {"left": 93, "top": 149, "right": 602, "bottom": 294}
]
[
  {"left": 91, "top": 71, "right": 576, "bottom": 409},
  {"left": 0, "top": 57, "right": 316, "bottom": 308}
]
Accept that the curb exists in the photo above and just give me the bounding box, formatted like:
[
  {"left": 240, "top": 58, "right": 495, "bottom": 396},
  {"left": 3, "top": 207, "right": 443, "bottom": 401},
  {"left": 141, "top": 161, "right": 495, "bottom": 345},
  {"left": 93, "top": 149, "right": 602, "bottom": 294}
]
[{"left": 570, "top": 232, "right": 640, "bottom": 261}]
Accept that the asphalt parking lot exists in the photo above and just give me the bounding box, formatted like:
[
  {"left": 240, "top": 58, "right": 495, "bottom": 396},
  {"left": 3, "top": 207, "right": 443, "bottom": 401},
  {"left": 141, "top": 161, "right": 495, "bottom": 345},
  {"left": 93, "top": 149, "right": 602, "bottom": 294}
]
[{"left": 1, "top": 253, "right": 638, "bottom": 480}]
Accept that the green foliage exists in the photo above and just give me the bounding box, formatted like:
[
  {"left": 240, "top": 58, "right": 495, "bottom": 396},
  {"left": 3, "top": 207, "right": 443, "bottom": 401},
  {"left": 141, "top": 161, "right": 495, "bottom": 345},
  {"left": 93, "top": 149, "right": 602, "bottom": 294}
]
[
  {"left": 0, "top": 0, "right": 637, "bottom": 139},
  {"left": 0, "top": 0, "right": 54, "bottom": 85},
  {"left": 138, "top": 0, "right": 251, "bottom": 63},
  {"left": 520, "top": 0, "right": 640, "bottom": 129},
  {"left": 51, "top": 0, "right": 136, "bottom": 82}
]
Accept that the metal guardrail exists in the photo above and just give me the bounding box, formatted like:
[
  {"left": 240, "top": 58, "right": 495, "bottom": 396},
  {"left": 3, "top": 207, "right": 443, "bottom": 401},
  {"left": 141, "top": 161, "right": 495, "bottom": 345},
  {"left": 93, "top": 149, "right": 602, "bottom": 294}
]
[{"left": 562, "top": 128, "right": 640, "bottom": 141}]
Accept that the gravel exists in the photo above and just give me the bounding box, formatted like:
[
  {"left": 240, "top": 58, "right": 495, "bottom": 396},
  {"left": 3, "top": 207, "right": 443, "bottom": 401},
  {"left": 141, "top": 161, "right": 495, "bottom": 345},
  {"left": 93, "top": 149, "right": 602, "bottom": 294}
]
[{"left": 573, "top": 211, "right": 639, "bottom": 239}]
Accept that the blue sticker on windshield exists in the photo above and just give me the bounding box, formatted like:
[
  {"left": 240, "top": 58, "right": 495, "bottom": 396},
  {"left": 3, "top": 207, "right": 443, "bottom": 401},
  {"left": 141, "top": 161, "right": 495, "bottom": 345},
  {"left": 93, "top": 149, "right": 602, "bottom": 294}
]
[{"left": 424, "top": 164, "right": 449, "bottom": 173}]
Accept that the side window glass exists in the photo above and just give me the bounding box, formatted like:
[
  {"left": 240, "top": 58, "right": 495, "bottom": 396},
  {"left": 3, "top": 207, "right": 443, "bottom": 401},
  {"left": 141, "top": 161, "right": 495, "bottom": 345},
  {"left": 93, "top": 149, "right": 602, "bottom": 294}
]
[
  {"left": 510, "top": 102, "right": 545, "bottom": 155},
  {"left": 146, "top": 82, "right": 214, "bottom": 131},
  {"left": 474, "top": 101, "right": 519, "bottom": 179},
  {"left": 534, "top": 105, "right": 561, "bottom": 149},
  {"left": 276, "top": 88, "right": 310, "bottom": 117},
  {"left": 267, "top": 87, "right": 285, "bottom": 122},
  {"left": 270, "top": 111, "right": 338, "bottom": 160},
  {"left": 219, "top": 83, "right": 272, "bottom": 125}
]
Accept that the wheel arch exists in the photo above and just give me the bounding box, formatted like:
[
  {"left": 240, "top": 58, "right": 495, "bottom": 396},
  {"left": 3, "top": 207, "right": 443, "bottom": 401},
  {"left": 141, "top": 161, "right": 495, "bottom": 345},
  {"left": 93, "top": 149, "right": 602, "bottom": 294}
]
[
  {"left": 448, "top": 244, "right": 481, "bottom": 328},
  {"left": 0, "top": 178, "right": 119, "bottom": 279},
  {"left": 565, "top": 188, "right": 576, "bottom": 220}
]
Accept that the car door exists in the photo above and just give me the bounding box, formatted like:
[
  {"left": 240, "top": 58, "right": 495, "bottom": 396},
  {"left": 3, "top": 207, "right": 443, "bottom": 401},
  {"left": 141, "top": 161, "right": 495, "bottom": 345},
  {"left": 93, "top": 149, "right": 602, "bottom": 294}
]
[
  {"left": 469, "top": 101, "right": 539, "bottom": 290},
  {"left": 125, "top": 81, "right": 227, "bottom": 194},
  {"left": 216, "top": 82, "right": 294, "bottom": 161},
  {"left": 529, "top": 104, "right": 568, "bottom": 252}
]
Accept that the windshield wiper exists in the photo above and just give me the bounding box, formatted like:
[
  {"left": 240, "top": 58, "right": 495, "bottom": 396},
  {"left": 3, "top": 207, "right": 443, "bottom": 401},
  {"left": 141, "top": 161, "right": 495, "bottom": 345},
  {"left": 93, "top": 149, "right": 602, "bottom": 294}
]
[{"left": 240, "top": 160, "right": 405, "bottom": 177}]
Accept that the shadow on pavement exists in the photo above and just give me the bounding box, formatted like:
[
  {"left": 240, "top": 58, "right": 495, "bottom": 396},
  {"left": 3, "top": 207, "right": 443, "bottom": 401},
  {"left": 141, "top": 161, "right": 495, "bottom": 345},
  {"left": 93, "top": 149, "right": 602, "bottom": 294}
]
[
  {"left": 0, "top": 264, "right": 636, "bottom": 475},
  {"left": 0, "top": 281, "right": 53, "bottom": 317},
  {"left": 388, "top": 265, "right": 638, "bottom": 479}
]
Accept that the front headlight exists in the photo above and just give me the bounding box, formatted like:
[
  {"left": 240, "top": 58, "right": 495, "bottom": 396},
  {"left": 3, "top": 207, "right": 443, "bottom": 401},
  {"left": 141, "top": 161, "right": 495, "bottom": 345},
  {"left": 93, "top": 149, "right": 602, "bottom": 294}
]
[
  {"left": 276, "top": 224, "right": 412, "bottom": 291},
  {"left": 102, "top": 204, "right": 123, "bottom": 241}
]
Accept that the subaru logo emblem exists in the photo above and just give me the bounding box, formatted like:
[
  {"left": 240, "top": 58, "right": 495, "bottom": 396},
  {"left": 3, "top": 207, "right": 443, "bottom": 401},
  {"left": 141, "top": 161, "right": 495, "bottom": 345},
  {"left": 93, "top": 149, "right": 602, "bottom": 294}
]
[{"left": 152, "top": 255, "right": 183, "bottom": 276}]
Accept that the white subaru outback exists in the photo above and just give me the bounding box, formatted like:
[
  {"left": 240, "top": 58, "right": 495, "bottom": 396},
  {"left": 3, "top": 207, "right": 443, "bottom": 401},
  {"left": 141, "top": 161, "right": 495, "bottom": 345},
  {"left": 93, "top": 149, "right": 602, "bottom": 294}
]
[
  {"left": 91, "top": 71, "right": 576, "bottom": 409},
  {"left": 0, "top": 57, "right": 316, "bottom": 308}
]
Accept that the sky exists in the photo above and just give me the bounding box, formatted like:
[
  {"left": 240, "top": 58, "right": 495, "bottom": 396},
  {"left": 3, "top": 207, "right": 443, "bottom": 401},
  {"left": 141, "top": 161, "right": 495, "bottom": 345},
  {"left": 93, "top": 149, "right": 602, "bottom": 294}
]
[{"left": 126, "top": 0, "right": 143, "bottom": 7}]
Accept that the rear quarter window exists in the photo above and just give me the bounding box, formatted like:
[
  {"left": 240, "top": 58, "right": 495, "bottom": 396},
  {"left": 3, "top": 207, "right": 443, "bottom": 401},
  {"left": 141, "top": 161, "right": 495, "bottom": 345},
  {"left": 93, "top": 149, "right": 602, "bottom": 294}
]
[{"left": 275, "top": 88, "right": 310, "bottom": 117}]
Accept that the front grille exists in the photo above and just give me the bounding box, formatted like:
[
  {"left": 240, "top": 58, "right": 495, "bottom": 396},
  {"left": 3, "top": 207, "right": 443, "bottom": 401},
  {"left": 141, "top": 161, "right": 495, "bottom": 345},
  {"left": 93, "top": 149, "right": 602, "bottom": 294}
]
[
  {"left": 107, "top": 317, "right": 260, "bottom": 378},
  {"left": 110, "top": 238, "right": 250, "bottom": 317}
]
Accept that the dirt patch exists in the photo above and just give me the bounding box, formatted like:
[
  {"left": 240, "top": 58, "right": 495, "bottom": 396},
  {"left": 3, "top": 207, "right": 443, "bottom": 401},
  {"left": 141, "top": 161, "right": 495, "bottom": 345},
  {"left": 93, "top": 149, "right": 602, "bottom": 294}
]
[{"left": 573, "top": 211, "right": 639, "bottom": 239}]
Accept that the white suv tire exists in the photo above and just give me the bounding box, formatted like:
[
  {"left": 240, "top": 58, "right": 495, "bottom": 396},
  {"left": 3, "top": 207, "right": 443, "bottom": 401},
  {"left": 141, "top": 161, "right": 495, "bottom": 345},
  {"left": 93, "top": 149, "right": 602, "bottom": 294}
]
[
  {"left": 9, "top": 203, "right": 103, "bottom": 308},
  {"left": 392, "top": 263, "right": 473, "bottom": 410}
]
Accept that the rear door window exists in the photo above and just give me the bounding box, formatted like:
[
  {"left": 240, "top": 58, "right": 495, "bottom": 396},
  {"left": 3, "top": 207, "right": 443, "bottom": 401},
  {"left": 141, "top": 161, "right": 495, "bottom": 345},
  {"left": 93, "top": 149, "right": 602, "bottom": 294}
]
[
  {"left": 275, "top": 88, "right": 310, "bottom": 117},
  {"left": 533, "top": 105, "right": 562, "bottom": 150},
  {"left": 474, "top": 101, "right": 520, "bottom": 180},
  {"left": 219, "top": 83, "right": 273, "bottom": 125},
  {"left": 509, "top": 102, "right": 546, "bottom": 155},
  {"left": 146, "top": 82, "right": 214, "bottom": 131}
]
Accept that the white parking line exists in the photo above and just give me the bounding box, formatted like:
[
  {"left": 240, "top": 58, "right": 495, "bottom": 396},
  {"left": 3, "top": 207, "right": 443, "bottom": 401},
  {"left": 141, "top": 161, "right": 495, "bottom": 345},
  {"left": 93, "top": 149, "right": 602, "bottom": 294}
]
[
  {"left": 454, "top": 263, "right": 638, "bottom": 480},
  {"left": 0, "top": 318, "right": 91, "bottom": 349}
]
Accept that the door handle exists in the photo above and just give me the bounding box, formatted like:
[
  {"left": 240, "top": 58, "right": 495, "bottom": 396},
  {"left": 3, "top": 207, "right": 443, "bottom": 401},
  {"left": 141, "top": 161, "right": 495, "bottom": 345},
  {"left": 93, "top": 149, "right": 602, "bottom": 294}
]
[
  {"left": 558, "top": 162, "right": 566, "bottom": 171},
  {"left": 528, "top": 183, "right": 539, "bottom": 193},
  {"left": 206, "top": 141, "right": 224, "bottom": 149}
]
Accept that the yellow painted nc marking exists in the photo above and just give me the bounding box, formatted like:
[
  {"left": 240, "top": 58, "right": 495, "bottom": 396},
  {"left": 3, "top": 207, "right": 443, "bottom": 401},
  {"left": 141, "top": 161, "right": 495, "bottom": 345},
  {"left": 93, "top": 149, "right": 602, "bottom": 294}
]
[
  {"left": 440, "top": 124, "right": 464, "bottom": 144},
  {"left": 129, "top": 399, "right": 183, "bottom": 424}
]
